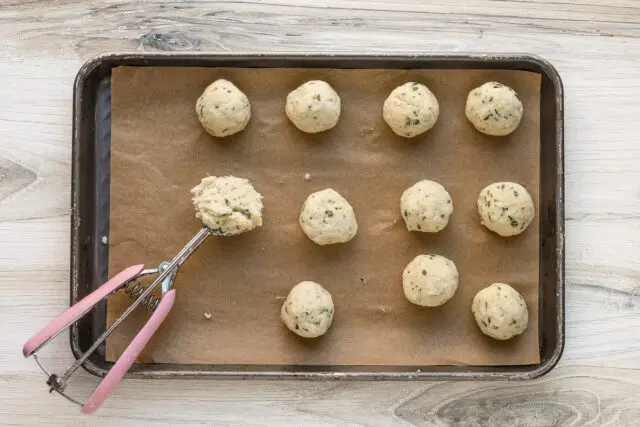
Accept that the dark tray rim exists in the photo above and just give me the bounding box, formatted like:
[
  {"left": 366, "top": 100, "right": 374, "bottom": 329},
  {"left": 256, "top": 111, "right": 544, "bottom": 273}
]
[{"left": 70, "top": 52, "right": 564, "bottom": 381}]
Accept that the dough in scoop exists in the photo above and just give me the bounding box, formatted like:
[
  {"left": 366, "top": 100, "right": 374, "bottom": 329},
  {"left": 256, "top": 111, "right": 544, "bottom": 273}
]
[
  {"left": 400, "top": 180, "right": 453, "bottom": 232},
  {"left": 281, "top": 281, "right": 334, "bottom": 338},
  {"left": 465, "top": 81, "right": 523, "bottom": 136},
  {"left": 196, "top": 79, "right": 251, "bottom": 137},
  {"left": 477, "top": 182, "right": 535, "bottom": 237},
  {"left": 285, "top": 80, "right": 341, "bottom": 133},
  {"left": 402, "top": 254, "right": 459, "bottom": 307},
  {"left": 471, "top": 283, "right": 529, "bottom": 340},
  {"left": 299, "top": 189, "right": 357, "bottom": 245},
  {"left": 383, "top": 82, "right": 439, "bottom": 138},
  {"left": 191, "top": 176, "right": 263, "bottom": 235}
]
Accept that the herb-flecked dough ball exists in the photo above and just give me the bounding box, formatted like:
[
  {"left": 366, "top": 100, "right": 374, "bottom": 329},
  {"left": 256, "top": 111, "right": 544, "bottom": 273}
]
[
  {"left": 477, "top": 182, "right": 535, "bottom": 237},
  {"left": 465, "top": 81, "right": 523, "bottom": 136},
  {"left": 191, "top": 176, "right": 263, "bottom": 236},
  {"left": 400, "top": 180, "right": 453, "bottom": 233},
  {"left": 299, "top": 188, "right": 357, "bottom": 245},
  {"left": 195, "top": 79, "right": 251, "bottom": 137},
  {"left": 472, "top": 283, "right": 529, "bottom": 340},
  {"left": 383, "top": 82, "right": 439, "bottom": 138},
  {"left": 281, "top": 281, "right": 334, "bottom": 338},
  {"left": 285, "top": 80, "right": 341, "bottom": 133},
  {"left": 402, "top": 254, "right": 459, "bottom": 307}
]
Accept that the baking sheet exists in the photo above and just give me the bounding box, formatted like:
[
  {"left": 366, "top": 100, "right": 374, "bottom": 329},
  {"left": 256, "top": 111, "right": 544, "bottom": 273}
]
[{"left": 106, "top": 66, "right": 540, "bottom": 366}]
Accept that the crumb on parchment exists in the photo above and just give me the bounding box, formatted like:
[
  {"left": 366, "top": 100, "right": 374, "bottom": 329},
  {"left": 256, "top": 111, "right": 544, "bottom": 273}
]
[{"left": 203, "top": 311, "right": 212, "bottom": 320}]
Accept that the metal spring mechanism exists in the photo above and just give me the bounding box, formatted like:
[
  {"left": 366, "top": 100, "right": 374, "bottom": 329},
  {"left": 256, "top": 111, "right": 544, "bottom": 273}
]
[{"left": 124, "top": 281, "right": 160, "bottom": 311}]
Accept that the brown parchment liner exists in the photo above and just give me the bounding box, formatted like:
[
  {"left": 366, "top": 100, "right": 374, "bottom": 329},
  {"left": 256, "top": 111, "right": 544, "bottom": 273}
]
[{"left": 106, "top": 66, "right": 541, "bottom": 366}]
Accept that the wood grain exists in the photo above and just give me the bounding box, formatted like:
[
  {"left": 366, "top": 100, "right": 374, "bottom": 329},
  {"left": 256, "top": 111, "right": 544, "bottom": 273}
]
[{"left": 1, "top": 0, "right": 639, "bottom": 425}]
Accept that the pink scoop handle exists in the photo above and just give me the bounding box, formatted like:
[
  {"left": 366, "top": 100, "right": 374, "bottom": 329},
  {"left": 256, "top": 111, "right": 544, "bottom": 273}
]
[
  {"left": 81, "top": 289, "right": 176, "bottom": 415},
  {"left": 23, "top": 265, "right": 145, "bottom": 358}
]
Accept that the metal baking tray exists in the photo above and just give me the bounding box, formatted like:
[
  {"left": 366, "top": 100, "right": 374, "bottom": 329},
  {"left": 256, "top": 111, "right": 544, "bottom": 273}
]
[{"left": 70, "top": 53, "right": 564, "bottom": 380}]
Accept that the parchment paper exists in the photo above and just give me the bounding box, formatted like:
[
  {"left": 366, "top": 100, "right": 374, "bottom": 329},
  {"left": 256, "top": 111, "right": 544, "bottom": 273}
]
[{"left": 107, "top": 66, "right": 540, "bottom": 366}]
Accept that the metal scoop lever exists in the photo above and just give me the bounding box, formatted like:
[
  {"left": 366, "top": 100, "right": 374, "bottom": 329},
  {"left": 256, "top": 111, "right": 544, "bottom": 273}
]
[{"left": 22, "top": 227, "right": 212, "bottom": 414}]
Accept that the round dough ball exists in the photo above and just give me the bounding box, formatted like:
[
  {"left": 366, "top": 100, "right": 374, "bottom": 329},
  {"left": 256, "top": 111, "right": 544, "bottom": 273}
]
[
  {"left": 281, "top": 281, "right": 334, "bottom": 338},
  {"left": 401, "top": 180, "right": 453, "bottom": 233},
  {"left": 471, "top": 283, "right": 528, "bottom": 340},
  {"left": 465, "top": 81, "right": 523, "bottom": 136},
  {"left": 285, "top": 80, "right": 341, "bottom": 133},
  {"left": 191, "top": 176, "right": 263, "bottom": 235},
  {"left": 196, "top": 79, "right": 251, "bottom": 137},
  {"left": 477, "top": 182, "right": 535, "bottom": 237},
  {"left": 402, "top": 254, "right": 459, "bottom": 307},
  {"left": 383, "top": 82, "right": 439, "bottom": 138},
  {"left": 299, "top": 189, "right": 357, "bottom": 245}
]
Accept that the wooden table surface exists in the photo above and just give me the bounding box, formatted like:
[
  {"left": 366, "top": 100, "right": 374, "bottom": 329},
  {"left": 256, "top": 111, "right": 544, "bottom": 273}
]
[{"left": 1, "top": 1, "right": 639, "bottom": 425}]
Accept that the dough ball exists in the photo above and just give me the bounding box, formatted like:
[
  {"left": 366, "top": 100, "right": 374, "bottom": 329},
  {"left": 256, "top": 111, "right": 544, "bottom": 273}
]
[
  {"left": 281, "top": 281, "right": 334, "bottom": 338},
  {"left": 465, "top": 81, "right": 523, "bottom": 136},
  {"left": 299, "top": 189, "right": 358, "bottom": 245},
  {"left": 191, "top": 176, "right": 263, "bottom": 235},
  {"left": 196, "top": 79, "right": 251, "bottom": 137},
  {"left": 285, "top": 80, "right": 341, "bottom": 133},
  {"left": 402, "top": 254, "right": 459, "bottom": 307},
  {"left": 477, "top": 182, "right": 535, "bottom": 237},
  {"left": 383, "top": 82, "right": 439, "bottom": 138},
  {"left": 472, "top": 283, "right": 528, "bottom": 340},
  {"left": 401, "top": 180, "right": 453, "bottom": 233}
]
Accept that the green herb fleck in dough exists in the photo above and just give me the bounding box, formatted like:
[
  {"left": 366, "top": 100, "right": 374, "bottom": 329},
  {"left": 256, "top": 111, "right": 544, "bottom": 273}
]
[
  {"left": 412, "top": 119, "right": 420, "bottom": 125},
  {"left": 483, "top": 113, "right": 493, "bottom": 120},
  {"left": 510, "top": 318, "right": 517, "bottom": 325},
  {"left": 514, "top": 190, "right": 519, "bottom": 197},
  {"left": 422, "top": 270, "right": 427, "bottom": 276},
  {"left": 487, "top": 317, "right": 492, "bottom": 325},
  {"left": 488, "top": 96, "right": 493, "bottom": 102},
  {"left": 312, "top": 94, "right": 321, "bottom": 101},
  {"left": 413, "top": 110, "right": 418, "bottom": 116},
  {"left": 493, "top": 83, "right": 503, "bottom": 88},
  {"left": 417, "top": 224, "right": 421, "bottom": 230},
  {"left": 325, "top": 210, "right": 334, "bottom": 217},
  {"left": 405, "top": 117, "right": 412, "bottom": 126},
  {"left": 404, "top": 210, "right": 409, "bottom": 217},
  {"left": 481, "top": 320, "right": 487, "bottom": 327},
  {"left": 232, "top": 207, "right": 252, "bottom": 219},
  {"left": 224, "top": 198, "right": 230, "bottom": 206},
  {"left": 508, "top": 215, "right": 518, "bottom": 227}
]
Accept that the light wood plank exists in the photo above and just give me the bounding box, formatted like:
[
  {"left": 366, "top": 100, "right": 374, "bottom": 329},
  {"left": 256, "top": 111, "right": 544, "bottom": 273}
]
[{"left": 0, "top": 0, "right": 639, "bottom": 425}]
